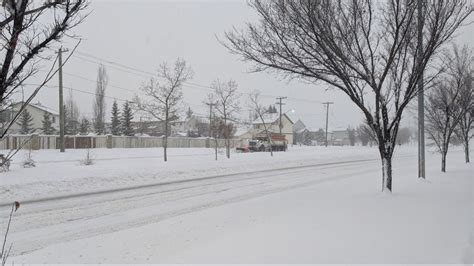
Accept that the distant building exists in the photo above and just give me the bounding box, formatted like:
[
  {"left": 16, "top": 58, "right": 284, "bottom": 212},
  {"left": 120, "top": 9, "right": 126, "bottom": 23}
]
[
  {"left": 293, "top": 119, "right": 308, "bottom": 145},
  {"left": 250, "top": 113, "right": 294, "bottom": 144},
  {"left": 1, "top": 102, "right": 59, "bottom": 134},
  {"left": 171, "top": 115, "right": 208, "bottom": 137},
  {"left": 130, "top": 115, "right": 209, "bottom": 137},
  {"left": 330, "top": 128, "right": 350, "bottom": 146}
]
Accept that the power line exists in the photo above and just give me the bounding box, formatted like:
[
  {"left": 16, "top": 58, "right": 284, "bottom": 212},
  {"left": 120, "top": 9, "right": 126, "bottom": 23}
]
[
  {"left": 73, "top": 55, "right": 150, "bottom": 79},
  {"left": 75, "top": 51, "right": 155, "bottom": 76},
  {"left": 25, "top": 83, "right": 132, "bottom": 103},
  {"left": 63, "top": 72, "right": 139, "bottom": 94},
  {"left": 73, "top": 50, "right": 325, "bottom": 105}
]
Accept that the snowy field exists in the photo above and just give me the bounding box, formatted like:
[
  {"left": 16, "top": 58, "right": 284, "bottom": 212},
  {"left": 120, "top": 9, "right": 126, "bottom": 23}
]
[{"left": 0, "top": 145, "right": 472, "bottom": 263}]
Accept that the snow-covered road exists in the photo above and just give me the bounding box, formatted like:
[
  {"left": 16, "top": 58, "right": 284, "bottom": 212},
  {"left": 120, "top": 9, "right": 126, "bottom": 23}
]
[{"left": 6, "top": 157, "right": 382, "bottom": 257}]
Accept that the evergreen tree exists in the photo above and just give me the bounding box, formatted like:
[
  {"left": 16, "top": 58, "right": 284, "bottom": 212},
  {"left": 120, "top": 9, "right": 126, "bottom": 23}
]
[
  {"left": 63, "top": 104, "right": 72, "bottom": 135},
  {"left": 66, "top": 112, "right": 79, "bottom": 135},
  {"left": 186, "top": 107, "right": 193, "bottom": 119},
  {"left": 267, "top": 105, "right": 273, "bottom": 113},
  {"left": 41, "top": 112, "right": 55, "bottom": 135},
  {"left": 79, "top": 117, "right": 91, "bottom": 135},
  {"left": 267, "top": 105, "right": 277, "bottom": 113},
  {"left": 17, "top": 109, "right": 35, "bottom": 134},
  {"left": 66, "top": 91, "right": 80, "bottom": 135},
  {"left": 110, "top": 100, "right": 121, "bottom": 135},
  {"left": 121, "top": 101, "right": 134, "bottom": 136},
  {"left": 348, "top": 127, "right": 356, "bottom": 146}
]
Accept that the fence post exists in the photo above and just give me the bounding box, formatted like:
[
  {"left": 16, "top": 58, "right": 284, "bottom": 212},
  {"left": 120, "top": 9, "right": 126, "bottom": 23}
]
[{"left": 106, "top": 134, "right": 113, "bottom": 149}]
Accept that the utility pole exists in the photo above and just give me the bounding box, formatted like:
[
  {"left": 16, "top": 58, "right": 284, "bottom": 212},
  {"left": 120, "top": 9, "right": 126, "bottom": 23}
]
[
  {"left": 323, "top": 102, "right": 334, "bottom": 147},
  {"left": 275, "top": 97, "right": 287, "bottom": 135},
  {"left": 417, "top": 0, "right": 425, "bottom": 179},
  {"left": 56, "top": 47, "right": 68, "bottom": 153}
]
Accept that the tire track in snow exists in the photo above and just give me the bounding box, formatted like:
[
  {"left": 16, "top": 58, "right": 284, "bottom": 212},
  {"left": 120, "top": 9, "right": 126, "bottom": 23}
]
[{"left": 5, "top": 159, "right": 385, "bottom": 256}]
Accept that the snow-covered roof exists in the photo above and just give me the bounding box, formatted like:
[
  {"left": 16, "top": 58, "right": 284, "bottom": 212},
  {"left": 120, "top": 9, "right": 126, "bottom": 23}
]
[
  {"left": 330, "top": 127, "right": 349, "bottom": 132},
  {"left": 252, "top": 113, "right": 280, "bottom": 125},
  {"left": 295, "top": 128, "right": 308, "bottom": 134},
  {"left": 12, "top": 101, "right": 59, "bottom": 116},
  {"left": 30, "top": 102, "right": 59, "bottom": 116},
  {"left": 235, "top": 127, "right": 252, "bottom": 137},
  {"left": 293, "top": 119, "right": 306, "bottom": 132}
]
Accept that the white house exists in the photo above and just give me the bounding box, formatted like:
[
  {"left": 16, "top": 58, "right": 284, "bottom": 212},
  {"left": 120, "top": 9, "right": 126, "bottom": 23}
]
[
  {"left": 251, "top": 113, "right": 294, "bottom": 144},
  {"left": 3, "top": 102, "right": 59, "bottom": 134}
]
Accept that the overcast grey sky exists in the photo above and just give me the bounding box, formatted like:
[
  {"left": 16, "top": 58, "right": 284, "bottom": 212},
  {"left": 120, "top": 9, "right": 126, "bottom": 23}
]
[{"left": 20, "top": 0, "right": 474, "bottom": 130}]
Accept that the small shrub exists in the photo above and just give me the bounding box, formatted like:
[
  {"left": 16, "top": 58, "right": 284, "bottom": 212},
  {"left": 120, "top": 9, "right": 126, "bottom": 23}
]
[
  {"left": 0, "top": 154, "right": 10, "bottom": 172},
  {"left": 80, "top": 149, "right": 94, "bottom": 166},
  {"left": 22, "top": 149, "right": 35, "bottom": 168}
]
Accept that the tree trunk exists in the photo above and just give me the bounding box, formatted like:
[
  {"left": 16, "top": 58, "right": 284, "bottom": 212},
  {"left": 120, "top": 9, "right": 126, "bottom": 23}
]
[
  {"left": 260, "top": 117, "right": 273, "bottom": 157},
  {"left": 441, "top": 151, "right": 447, "bottom": 172},
  {"left": 164, "top": 135, "right": 167, "bottom": 162},
  {"left": 214, "top": 138, "right": 218, "bottom": 161},
  {"left": 224, "top": 116, "right": 230, "bottom": 159},
  {"left": 464, "top": 138, "right": 470, "bottom": 163},
  {"left": 164, "top": 118, "right": 168, "bottom": 162},
  {"left": 381, "top": 154, "right": 393, "bottom": 192}
]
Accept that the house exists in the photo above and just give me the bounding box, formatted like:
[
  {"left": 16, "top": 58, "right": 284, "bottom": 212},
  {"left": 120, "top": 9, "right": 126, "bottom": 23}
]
[
  {"left": 1, "top": 102, "right": 59, "bottom": 134},
  {"left": 170, "top": 115, "right": 208, "bottom": 137},
  {"left": 251, "top": 113, "right": 294, "bottom": 144},
  {"left": 293, "top": 119, "right": 308, "bottom": 145},
  {"left": 330, "top": 127, "right": 350, "bottom": 146},
  {"left": 130, "top": 115, "right": 209, "bottom": 137}
]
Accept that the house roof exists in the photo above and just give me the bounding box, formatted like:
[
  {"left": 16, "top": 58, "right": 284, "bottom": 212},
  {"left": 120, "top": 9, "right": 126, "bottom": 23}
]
[
  {"left": 13, "top": 102, "right": 59, "bottom": 116},
  {"left": 331, "top": 127, "right": 349, "bottom": 133},
  {"left": 293, "top": 119, "right": 306, "bottom": 132},
  {"left": 235, "top": 127, "right": 252, "bottom": 137},
  {"left": 252, "top": 113, "right": 294, "bottom": 125},
  {"left": 31, "top": 102, "right": 59, "bottom": 116}
]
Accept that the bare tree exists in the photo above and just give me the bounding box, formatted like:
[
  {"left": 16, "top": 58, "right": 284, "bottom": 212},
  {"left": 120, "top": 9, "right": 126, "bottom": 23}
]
[
  {"left": 66, "top": 89, "right": 80, "bottom": 135},
  {"left": 357, "top": 122, "right": 377, "bottom": 147},
  {"left": 212, "top": 79, "right": 240, "bottom": 159},
  {"left": 249, "top": 90, "right": 273, "bottom": 156},
  {"left": 0, "top": 1, "right": 87, "bottom": 169},
  {"left": 0, "top": 201, "right": 20, "bottom": 266},
  {"left": 134, "top": 58, "right": 193, "bottom": 162},
  {"left": 0, "top": 1, "right": 88, "bottom": 104},
  {"left": 455, "top": 54, "right": 473, "bottom": 163},
  {"left": 223, "top": 0, "right": 472, "bottom": 192},
  {"left": 93, "top": 64, "right": 108, "bottom": 134},
  {"left": 427, "top": 45, "right": 473, "bottom": 171},
  {"left": 426, "top": 83, "right": 465, "bottom": 172}
]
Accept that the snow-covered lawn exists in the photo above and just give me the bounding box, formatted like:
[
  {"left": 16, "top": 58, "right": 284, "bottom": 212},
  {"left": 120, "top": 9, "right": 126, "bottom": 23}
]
[
  {"left": 1, "top": 145, "right": 412, "bottom": 204},
  {"left": 1, "top": 145, "right": 472, "bottom": 263}
]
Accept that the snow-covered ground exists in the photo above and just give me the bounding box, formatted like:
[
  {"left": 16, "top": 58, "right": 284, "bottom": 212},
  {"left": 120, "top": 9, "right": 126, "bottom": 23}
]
[
  {"left": 1, "top": 145, "right": 412, "bottom": 204},
  {"left": 0, "top": 145, "right": 472, "bottom": 263}
]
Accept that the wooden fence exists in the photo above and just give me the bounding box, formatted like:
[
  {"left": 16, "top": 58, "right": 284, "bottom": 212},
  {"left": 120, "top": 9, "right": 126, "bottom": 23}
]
[{"left": 0, "top": 134, "right": 240, "bottom": 150}]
